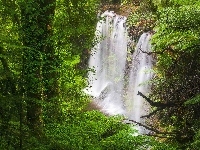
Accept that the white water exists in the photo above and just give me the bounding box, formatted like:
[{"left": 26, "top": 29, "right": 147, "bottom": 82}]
[
  {"left": 125, "top": 33, "right": 153, "bottom": 134},
  {"left": 84, "top": 11, "right": 127, "bottom": 115},
  {"left": 85, "top": 11, "right": 153, "bottom": 133}
]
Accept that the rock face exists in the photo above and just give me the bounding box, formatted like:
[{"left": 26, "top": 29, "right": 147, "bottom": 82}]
[{"left": 100, "top": 1, "right": 137, "bottom": 17}]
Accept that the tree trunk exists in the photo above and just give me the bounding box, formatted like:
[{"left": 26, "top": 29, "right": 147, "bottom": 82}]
[
  {"left": 20, "top": 0, "right": 56, "bottom": 135},
  {"left": 0, "top": 46, "right": 16, "bottom": 94}
]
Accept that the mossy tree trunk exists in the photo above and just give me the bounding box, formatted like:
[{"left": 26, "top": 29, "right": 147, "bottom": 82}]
[{"left": 20, "top": 0, "right": 56, "bottom": 135}]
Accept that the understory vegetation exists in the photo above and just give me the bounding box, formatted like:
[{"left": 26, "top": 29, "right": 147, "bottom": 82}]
[
  {"left": 127, "top": 0, "right": 200, "bottom": 149},
  {"left": 0, "top": 0, "right": 199, "bottom": 149}
]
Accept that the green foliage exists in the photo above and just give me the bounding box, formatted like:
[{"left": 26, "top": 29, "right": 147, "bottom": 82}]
[
  {"left": 44, "top": 111, "right": 174, "bottom": 150},
  {"left": 151, "top": 2, "right": 200, "bottom": 75},
  {"left": 170, "top": 0, "right": 199, "bottom": 6},
  {"left": 126, "top": 0, "right": 157, "bottom": 42},
  {"left": 149, "top": 0, "right": 200, "bottom": 148},
  {"left": 49, "top": 0, "right": 100, "bottom": 118},
  {"left": 0, "top": 0, "right": 100, "bottom": 148},
  {"left": 2, "top": 0, "right": 167, "bottom": 149},
  {"left": 191, "top": 129, "right": 200, "bottom": 150},
  {"left": 185, "top": 94, "right": 200, "bottom": 105},
  {"left": 0, "top": 108, "right": 176, "bottom": 149}
]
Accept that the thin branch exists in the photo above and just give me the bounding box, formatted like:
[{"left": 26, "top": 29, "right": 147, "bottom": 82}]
[
  {"left": 128, "top": 119, "right": 162, "bottom": 133},
  {"left": 139, "top": 48, "right": 166, "bottom": 55},
  {"left": 125, "top": 119, "right": 176, "bottom": 135},
  {"left": 145, "top": 134, "right": 172, "bottom": 138},
  {"left": 141, "top": 108, "right": 163, "bottom": 118},
  {"left": 137, "top": 91, "right": 178, "bottom": 119},
  {"left": 137, "top": 91, "right": 175, "bottom": 107}
]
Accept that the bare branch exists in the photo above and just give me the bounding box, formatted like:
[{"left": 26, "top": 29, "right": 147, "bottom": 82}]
[
  {"left": 125, "top": 119, "right": 177, "bottom": 137},
  {"left": 125, "top": 119, "right": 176, "bottom": 135},
  {"left": 137, "top": 91, "right": 175, "bottom": 107},
  {"left": 141, "top": 108, "right": 163, "bottom": 118}
]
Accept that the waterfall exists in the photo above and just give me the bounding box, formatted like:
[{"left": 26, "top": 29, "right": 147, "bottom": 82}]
[
  {"left": 84, "top": 11, "right": 128, "bottom": 115},
  {"left": 85, "top": 11, "right": 153, "bottom": 133},
  {"left": 126, "top": 33, "right": 153, "bottom": 134}
]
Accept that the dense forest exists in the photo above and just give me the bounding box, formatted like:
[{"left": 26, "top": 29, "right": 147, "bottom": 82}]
[{"left": 0, "top": 0, "right": 200, "bottom": 149}]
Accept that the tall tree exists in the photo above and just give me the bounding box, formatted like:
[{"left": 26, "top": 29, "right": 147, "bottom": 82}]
[
  {"left": 19, "top": 0, "right": 57, "bottom": 134},
  {"left": 0, "top": 0, "right": 99, "bottom": 137}
]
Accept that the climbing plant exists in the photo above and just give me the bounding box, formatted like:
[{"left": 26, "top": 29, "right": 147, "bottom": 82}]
[{"left": 0, "top": 0, "right": 100, "bottom": 148}]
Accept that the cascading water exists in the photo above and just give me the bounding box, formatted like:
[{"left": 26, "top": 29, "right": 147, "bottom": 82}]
[
  {"left": 85, "top": 11, "right": 153, "bottom": 133},
  {"left": 125, "top": 33, "right": 153, "bottom": 134},
  {"left": 84, "top": 11, "right": 128, "bottom": 115}
]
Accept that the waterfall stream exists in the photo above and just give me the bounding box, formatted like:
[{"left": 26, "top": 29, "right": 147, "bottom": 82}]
[
  {"left": 125, "top": 33, "right": 153, "bottom": 134},
  {"left": 85, "top": 11, "right": 153, "bottom": 133}
]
